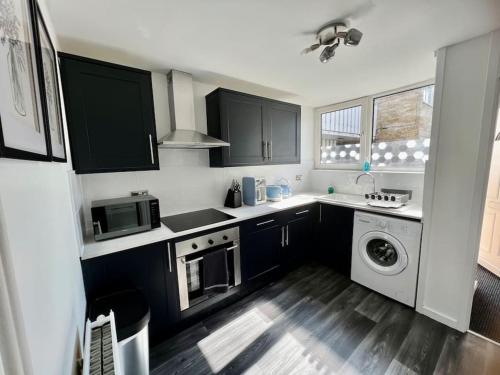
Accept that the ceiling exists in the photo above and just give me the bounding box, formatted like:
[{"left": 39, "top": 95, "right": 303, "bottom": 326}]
[{"left": 46, "top": 0, "right": 500, "bottom": 106}]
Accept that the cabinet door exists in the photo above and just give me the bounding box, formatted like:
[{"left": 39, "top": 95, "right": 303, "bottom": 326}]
[
  {"left": 81, "top": 241, "right": 178, "bottom": 346},
  {"left": 59, "top": 54, "right": 159, "bottom": 174},
  {"left": 220, "top": 91, "right": 266, "bottom": 166},
  {"left": 285, "top": 207, "right": 314, "bottom": 269},
  {"left": 318, "top": 204, "right": 355, "bottom": 276},
  {"left": 266, "top": 101, "right": 300, "bottom": 164},
  {"left": 241, "top": 217, "right": 283, "bottom": 282}
]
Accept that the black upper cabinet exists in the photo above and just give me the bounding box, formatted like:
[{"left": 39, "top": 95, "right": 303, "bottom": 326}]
[
  {"left": 266, "top": 101, "right": 301, "bottom": 164},
  {"left": 59, "top": 53, "right": 159, "bottom": 174},
  {"left": 206, "top": 89, "right": 300, "bottom": 167}
]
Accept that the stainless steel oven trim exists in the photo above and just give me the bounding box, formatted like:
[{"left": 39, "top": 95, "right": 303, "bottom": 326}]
[
  {"left": 177, "top": 257, "right": 189, "bottom": 311},
  {"left": 176, "top": 227, "right": 240, "bottom": 311},
  {"left": 176, "top": 227, "right": 239, "bottom": 257}
]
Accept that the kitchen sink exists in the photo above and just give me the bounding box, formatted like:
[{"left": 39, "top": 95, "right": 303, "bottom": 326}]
[{"left": 318, "top": 193, "right": 367, "bottom": 206}]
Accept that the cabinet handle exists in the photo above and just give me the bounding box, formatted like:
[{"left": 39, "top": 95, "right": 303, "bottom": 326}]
[
  {"left": 149, "top": 134, "right": 155, "bottom": 164},
  {"left": 167, "top": 242, "right": 172, "bottom": 272},
  {"left": 295, "top": 209, "right": 309, "bottom": 215},
  {"left": 268, "top": 141, "right": 272, "bottom": 160},
  {"left": 263, "top": 141, "right": 268, "bottom": 159},
  {"left": 256, "top": 219, "right": 274, "bottom": 226},
  {"left": 281, "top": 226, "right": 285, "bottom": 247},
  {"left": 319, "top": 205, "right": 322, "bottom": 223},
  {"left": 286, "top": 225, "right": 289, "bottom": 246}
]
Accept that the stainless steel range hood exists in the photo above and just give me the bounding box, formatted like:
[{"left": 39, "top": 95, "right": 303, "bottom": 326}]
[{"left": 157, "top": 70, "right": 229, "bottom": 149}]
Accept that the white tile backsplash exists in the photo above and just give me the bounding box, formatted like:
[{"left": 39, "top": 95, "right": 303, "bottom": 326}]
[{"left": 81, "top": 152, "right": 314, "bottom": 231}]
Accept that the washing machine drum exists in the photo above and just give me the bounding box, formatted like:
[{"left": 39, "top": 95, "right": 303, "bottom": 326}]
[{"left": 358, "top": 232, "right": 408, "bottom": 275}]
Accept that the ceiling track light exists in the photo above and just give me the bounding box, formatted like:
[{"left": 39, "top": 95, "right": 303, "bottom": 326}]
[{"left": 301, "top": 21, "right": 363, "bottom": 63}]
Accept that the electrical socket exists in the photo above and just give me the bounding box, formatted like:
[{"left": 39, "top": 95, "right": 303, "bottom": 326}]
[
  {"left": 131, "top": 190, "right": 149, "bottom": 196},
  {"left": 295, "top": 175, "right": 303, "bottom": 181}
]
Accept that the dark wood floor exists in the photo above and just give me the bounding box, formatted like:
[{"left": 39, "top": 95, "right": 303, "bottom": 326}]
[{"left": 150, "top": 263, "right": 500, "bottom": 375}]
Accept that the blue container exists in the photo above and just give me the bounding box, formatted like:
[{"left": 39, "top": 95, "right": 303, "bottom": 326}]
[{"left": 266, "top": 185, "right": 282, "bottom": 202}]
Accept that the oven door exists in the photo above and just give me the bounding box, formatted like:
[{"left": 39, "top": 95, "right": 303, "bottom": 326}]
[{"left": 177, "top": 241, "right": 241, "bottom": 311}]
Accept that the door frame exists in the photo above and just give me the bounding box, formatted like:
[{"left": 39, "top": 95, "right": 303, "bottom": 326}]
[
  {"left": 0, "top": 197, "right": 33, "bottom": 374},
  {"left": 460, "top": 45, "right": 500, "bottom": 332},
  {"left": 417, "top": 30, "right": 500, "bottom": 332}
]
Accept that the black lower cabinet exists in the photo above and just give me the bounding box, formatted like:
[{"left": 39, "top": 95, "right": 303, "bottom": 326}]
[
  {"left": 81, "top": 240, "right": 179, "bottom": 346},
  {"left": 283, "top": 205, "right": 316, "bottom": 270},
  {"left": 240, "top": 214, "right": 283, "bottom": 283},
  {"left": 317, "top": 204, "right": 355, "bottom": 276}
]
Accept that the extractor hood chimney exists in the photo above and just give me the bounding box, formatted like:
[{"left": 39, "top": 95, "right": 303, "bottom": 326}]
[{"left": 157, "top": 70, "right": 229, "bottom": 149}]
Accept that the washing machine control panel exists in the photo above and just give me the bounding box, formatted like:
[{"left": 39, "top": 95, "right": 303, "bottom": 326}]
[
  {"left": 375, "top": 220, "right": 389, "bottom": 230},
  {"left": 374, "top": 219, "right": 409, "bottom": 235},
  {"left": 356, "top": 212, "right": 417, "bottom": 237}
]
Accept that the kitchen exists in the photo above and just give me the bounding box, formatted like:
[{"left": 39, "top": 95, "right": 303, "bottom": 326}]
[{"left": 0, "top": 1, "right": 500, "bottom": 375}]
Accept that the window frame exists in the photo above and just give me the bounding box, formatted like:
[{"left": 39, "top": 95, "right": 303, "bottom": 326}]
[
  {"left": 314, "top": 79, "right": 435, "bottom": 171},
  {"left": 314, "top": 96, "right": 371, "bottom": 170}
]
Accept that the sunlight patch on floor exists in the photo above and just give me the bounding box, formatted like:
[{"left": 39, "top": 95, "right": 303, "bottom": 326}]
[
  {"left": 243, "top": 331, "right": 323, "bottom": 374},
  {"left": 197, "top": 307, "right": 272, "bottom": 373}
]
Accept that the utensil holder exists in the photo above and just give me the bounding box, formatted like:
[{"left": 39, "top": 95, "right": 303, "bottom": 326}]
[{"left": 224, "top": 189, "right": 242, "bottom": 208}]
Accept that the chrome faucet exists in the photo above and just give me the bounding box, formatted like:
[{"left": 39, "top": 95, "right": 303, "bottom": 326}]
[{"left": 356, "top": 172, "right": 376, "bottom": 194}]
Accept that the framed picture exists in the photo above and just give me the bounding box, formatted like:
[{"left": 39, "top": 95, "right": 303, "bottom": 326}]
[
  {"left": 33, "top": 1, "right": 66, "bottom": 162},
  {"left": 0, "top": 0, "right": 50, "bottom": 161}
]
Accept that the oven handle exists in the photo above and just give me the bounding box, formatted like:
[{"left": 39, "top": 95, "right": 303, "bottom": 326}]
[
  {"left": 181, "top": 244, "right": 239, "bottom": 264},
  {"left": 183, "top": 256, "right": 203, "bottom": 264}
]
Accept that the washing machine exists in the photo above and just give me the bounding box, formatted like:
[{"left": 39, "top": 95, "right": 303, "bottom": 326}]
[{"left": 351, "top": 211, "right": 422, "bottom": 307}]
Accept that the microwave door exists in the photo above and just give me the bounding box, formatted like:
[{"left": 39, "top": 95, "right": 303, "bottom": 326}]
[{"left": 105, "top": 203, "right": 139, "bottom": 232}]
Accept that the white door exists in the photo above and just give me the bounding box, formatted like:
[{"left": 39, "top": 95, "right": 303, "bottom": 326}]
[{"left": 479, "top": 110, "right": 500, "bottom": 277}]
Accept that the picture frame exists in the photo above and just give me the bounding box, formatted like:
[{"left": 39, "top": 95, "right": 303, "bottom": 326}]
[
  {"left": 0, "top": 0, "right": 50, "bottom": 161},
  {"left": 33, "top": 1, "right": 66, "bottom": 162}
]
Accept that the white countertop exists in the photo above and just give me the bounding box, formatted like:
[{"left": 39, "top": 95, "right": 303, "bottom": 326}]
[{"left": 81, "top": 192, "right": 422, "bottom": 260}]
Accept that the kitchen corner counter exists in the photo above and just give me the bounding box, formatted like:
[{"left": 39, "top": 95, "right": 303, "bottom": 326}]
[
  {"left": 315, "top": 194, "right": 423, "bottom": 221},
  {"left": 81, "top": 192, "right": 422, "bottom": 260}
]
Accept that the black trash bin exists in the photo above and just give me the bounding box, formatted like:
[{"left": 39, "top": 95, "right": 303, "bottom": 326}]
[{"left": 90, "top": 289, "right": 150, "bottom": 375}]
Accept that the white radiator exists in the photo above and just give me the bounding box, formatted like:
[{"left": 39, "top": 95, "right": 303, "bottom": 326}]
[{"left": 83, "top": 311, "right": 122, "bottom": 375}]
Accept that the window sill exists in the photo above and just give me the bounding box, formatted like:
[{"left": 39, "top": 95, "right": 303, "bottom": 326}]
[{"left": 312, "top": 168, "right": 425, "bottom": 175}]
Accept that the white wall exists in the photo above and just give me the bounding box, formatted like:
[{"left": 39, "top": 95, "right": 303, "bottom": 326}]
[
  {"left": 417, "top": 30, "right": 500, "bottom": 331},
  {"left": 0, "top": 1, "right": 86, "bottom": 374},
  {"left": 79, "top": 75, "right": 315, "bottom": 233}
]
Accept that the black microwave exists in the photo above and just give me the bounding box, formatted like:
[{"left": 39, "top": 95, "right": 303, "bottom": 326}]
[{"left": 91, "top": 195, "right": 160, "bottom": 241}]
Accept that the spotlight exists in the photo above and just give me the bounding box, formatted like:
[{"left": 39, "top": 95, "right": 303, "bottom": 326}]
[
  {"left": 319, "top": 40, "right": 339, "bottom": 63},
  {"left": 344, "top": 28, "right": 363, "bottom": 46}
]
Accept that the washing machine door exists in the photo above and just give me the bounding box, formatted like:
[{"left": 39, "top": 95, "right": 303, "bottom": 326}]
[{"left": 358, "top": 231, "right": 408, "bottom": 275}]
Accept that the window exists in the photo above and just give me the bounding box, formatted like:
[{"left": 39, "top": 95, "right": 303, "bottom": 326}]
[
  {"left": 371, "top": 85, "right": 433, "bottom": 170},
  {"left": 317, "top": 98, "right": 368, "bottom": 169},
  {"left": 315, "top": 82, "right": 434, "bottom": 171}
]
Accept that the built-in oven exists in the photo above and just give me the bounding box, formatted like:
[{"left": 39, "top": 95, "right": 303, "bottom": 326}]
[{"left": 175, "top": 227, "right": 240, "bottom": 311}]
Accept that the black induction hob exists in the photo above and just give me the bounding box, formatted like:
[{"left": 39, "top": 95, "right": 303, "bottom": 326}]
[{"left": 160, "top": 208, "right": 236, "bottom": 233}]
